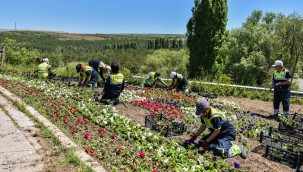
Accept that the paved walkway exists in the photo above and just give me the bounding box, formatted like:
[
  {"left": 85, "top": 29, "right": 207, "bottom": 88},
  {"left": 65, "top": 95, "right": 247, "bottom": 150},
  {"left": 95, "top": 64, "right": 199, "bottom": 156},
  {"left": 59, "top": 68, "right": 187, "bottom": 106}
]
[{"left": 0, "top": 95, "right": 44, "bottom": 172}]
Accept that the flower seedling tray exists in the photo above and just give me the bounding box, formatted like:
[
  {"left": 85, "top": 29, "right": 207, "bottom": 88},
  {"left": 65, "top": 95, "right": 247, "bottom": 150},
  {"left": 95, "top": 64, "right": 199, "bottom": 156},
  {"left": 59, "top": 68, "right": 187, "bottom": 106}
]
[
  {"left": 145, "top": 114, "right": 185, "bottom": 137},
  {"left": 279, "top": 113, "right": 303, "bottom": 132},
  {"left": 260, "top": 127, "right": 303, "bottom": 171}
]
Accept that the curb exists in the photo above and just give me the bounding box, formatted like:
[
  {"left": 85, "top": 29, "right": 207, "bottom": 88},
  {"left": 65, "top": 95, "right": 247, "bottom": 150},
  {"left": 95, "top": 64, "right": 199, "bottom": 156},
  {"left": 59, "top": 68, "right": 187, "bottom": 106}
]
[{"left": 0, "top": 86, "right": 107, "bottom": 172}]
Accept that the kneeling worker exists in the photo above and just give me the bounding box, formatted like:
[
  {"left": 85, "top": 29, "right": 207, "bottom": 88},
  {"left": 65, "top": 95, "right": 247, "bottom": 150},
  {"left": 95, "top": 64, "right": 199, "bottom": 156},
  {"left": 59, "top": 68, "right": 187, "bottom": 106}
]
[
  {"left": 101, "top": 62, "right": 125, "bottom": 104},
  {"left": 143, "top": 72, "right": 168, "bottom": 88},
  {"left": 188, "top": 98, "right": 247, "bottom": 158},
  {"left": 76, "top": 64, "right": 99, "bottom": 88},
  {"left": 36, "top": 57, "right": 51, "bottom": 79}
]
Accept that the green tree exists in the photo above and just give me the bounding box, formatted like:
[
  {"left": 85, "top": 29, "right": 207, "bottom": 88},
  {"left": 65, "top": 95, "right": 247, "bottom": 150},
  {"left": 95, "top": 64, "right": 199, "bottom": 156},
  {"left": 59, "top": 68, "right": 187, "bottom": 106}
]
[{"left": 186, "top": 0, "right": 228, "bottom": 78}]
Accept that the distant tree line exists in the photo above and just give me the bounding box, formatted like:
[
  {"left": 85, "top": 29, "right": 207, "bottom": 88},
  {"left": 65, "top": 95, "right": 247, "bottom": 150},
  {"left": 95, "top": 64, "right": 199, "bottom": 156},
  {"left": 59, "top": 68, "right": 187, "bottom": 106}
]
[{"left": 147, "top": 38, "right": 184, "bottom": 49}]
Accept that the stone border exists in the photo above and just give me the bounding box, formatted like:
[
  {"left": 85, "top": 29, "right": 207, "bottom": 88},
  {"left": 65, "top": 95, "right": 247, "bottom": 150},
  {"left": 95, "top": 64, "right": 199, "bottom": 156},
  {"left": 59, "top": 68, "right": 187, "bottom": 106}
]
[{"left": 0, "top": 86, "right": 107, "bottom": 172}]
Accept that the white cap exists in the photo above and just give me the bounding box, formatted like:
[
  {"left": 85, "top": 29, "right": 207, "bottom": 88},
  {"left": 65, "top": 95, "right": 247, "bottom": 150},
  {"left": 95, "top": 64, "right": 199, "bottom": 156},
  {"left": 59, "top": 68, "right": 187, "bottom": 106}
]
[
  {"left": 272, "top": 60, "right": 283, "bottom": 67},
  {"left": 43, "top": 58, "right": 49, "bottom": 62},
  {"left": 170, "top": 72, "right": 176, "bottom": 79},
  {"left": 106, "top": 65, "right": 111, "bottom": 72}
]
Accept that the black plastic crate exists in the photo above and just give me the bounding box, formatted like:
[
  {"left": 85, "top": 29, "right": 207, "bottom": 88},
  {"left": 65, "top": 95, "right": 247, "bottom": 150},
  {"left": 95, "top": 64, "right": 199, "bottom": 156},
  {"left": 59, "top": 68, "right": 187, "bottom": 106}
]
[
  {"left": 145, "top": 114, "right": 185, "bottom": 137},
  {"left": 260, "top": 127, "right": 303, "bottom": 171},
  {"left": 279, "top": 113, "right": 303, "bottom": 132}
]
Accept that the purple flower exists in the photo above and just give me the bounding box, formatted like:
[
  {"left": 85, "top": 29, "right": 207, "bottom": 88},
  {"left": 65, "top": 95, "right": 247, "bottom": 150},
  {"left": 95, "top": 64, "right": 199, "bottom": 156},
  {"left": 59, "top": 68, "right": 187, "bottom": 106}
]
[
  {"left": 233, "top": 162, "right": 240, "bottom": 168},
  {"left": 198, "top": 149, "right": 205, "bottom": 155},
  {"left": 94, "top": 91, "right": 101, "bottom": 95},
  {"left": 239, "top": 128, "right": 245, "bottom": 132},
  {"left": 212, "top": 156, "right": 217, "bottom": 161},
  {"left": 194, "top": 142, "right": 199, "bottom": 147}
]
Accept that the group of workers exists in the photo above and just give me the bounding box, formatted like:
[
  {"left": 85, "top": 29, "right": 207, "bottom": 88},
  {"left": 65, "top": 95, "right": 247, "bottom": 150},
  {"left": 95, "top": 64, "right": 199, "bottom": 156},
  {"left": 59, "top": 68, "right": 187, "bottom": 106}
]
[
  {"left": 35, "top": 58, "right": 292, "bottom": 159},
  {"left": 143, "top": 71, "right": 189, "bottom": 93},
  {"left": 75, "top": 60, "right": 124, "bottom": 104}
]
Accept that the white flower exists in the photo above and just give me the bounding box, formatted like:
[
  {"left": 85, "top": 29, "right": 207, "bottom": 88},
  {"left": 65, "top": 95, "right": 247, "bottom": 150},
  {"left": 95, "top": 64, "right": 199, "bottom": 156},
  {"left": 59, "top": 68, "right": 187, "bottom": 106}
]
[{"left": 163, "top": 158, "right": 169, "bottom": 164}]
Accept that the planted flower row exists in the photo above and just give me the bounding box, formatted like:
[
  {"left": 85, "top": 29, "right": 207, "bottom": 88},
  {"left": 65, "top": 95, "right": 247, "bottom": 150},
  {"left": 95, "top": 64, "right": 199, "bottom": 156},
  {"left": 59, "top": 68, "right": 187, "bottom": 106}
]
[{"left": 120, "top": 89, "right": 274, "bottom": 140}]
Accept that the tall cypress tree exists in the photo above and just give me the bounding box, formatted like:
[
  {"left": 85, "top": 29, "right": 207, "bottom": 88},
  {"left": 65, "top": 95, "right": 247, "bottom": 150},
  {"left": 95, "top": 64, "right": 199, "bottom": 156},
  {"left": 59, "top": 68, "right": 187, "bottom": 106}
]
[{"left": 186, "top": 0, "right": 227, "bottom": 78}]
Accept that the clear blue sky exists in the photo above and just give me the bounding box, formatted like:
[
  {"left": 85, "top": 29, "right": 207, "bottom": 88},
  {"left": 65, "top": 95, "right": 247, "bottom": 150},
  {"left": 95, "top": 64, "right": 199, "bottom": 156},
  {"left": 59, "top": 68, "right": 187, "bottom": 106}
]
[{"left": 0, "top": 0, "right": 302, "bottom": 34}]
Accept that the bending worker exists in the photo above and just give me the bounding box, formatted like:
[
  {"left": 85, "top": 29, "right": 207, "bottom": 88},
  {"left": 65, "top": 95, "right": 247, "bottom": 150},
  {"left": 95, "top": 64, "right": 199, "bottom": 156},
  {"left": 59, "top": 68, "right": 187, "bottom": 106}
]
[
  {"left": 188, "top": 98, "right": 247, "bottom": 158},
  {"left": 101, "top": 62, "right": 125, "bottom": 104},
  {"left": 142, "top": 72, "right": 168, "bottom": 88},
  {"left": 36, "top": 57, "right": 51, "bottom": 79},
  {"left": 271, "top": 60, "right": 292, "bottom": 119},
  {"left": 169, "top": 72, "right": 188, "bottom": 93},
  {"left": 88, "top": 59, "right": 111, "bottom": 82},
  {"left": 76, "top": 64, "right": 99, "bottom": 88}
]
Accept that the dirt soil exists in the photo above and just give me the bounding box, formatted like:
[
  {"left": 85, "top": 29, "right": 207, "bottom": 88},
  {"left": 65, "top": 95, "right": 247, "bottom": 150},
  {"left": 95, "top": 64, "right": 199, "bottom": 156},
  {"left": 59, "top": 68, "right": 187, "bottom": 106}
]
[
  {"left": 115, "top": 97, "right": 301, "bottom": 172},
  {"left": 33, "top": 129, "right": 76, "bottom": 172}
]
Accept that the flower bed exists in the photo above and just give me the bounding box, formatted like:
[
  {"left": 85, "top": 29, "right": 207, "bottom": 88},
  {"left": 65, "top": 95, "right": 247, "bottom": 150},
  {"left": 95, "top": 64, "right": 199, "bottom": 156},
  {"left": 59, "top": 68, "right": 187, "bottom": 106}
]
[{"left": 0, "top": 74, "right": 241, "bottom": 171}]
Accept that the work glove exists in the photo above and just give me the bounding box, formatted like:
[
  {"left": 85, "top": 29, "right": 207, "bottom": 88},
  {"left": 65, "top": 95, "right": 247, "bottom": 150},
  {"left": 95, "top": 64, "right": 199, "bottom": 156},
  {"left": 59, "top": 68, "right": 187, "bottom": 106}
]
[
  {"left": 188, "top": 134, "right": 197, "bottom": 143},
  {"left": 201, "top": 141, "right": 210, "bottom": 151}
]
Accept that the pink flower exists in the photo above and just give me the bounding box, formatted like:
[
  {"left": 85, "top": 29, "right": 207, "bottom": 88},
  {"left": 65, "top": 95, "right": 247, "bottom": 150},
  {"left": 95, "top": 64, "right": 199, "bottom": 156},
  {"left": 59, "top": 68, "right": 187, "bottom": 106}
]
[
  {"left": 153, "top": 169, "right": 158, "bottom": 172},
  {"left": 139, "top": 151, "right": 146, "bottom": 158},
  {"left": 112, "top": 133, "right": 117, "bottom": 138},
  {"left": 99, "top": 128, "right": 105, "bottom": 135},
  {"left": 84, "top": 132, "right": 90, "bottom": 139},
  {"left": 117, "top": 146, "right": 123, "bottom": 151},
  {"left": 55, "top": 117, "right": 59, "bottom": 121},
  {"left": 74, "top": 109, "right": 79, "bottom": 113}
]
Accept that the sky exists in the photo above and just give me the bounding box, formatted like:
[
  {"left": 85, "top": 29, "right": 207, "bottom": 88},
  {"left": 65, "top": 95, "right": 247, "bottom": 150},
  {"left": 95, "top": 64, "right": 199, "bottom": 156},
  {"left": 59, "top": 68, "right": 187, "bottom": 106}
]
[{"left": 0, "top": 0, "right": 303, "bottom": 34}]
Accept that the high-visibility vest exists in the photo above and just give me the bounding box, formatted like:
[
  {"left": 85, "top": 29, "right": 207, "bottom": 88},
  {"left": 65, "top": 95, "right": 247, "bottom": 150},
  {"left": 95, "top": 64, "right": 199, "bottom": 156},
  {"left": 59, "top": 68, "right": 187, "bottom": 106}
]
[
  {"left": 201, "top": 107, "right": 227, "bottom": 129},
  {"left": 273, "top": 69, "right": 289, "bottom": 81},
  {"left": 110, "top": 73, "right": 124, "bottom": 85},
  {"left": 144, "top": 72, "right": 158, "bottom": 85},
  {"left": 80, "top": 66, "right": 93, "bottom": 77},
  {"left": 37, "top": 62, "right": 50, "bottom": 79}
]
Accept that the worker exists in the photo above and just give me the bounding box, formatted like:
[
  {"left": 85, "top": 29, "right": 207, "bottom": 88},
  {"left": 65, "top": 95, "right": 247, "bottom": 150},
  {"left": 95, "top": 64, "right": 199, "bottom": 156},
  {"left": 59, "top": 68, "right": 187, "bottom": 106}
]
[
  {"left": 142, "top": 72, "right": 168, "bottom": 88},
  {"left": 101, "top": 62, "right": 124, "bottom": 104},
  {"left": 76, "top": 64, "right": 99, "bottom": 88},
  {"left": 271, "top": 60, "right": 292, "bottom": 119},
  {"left": 169, "top": 72, "right": 189, "bottom": 93},
  {"left": 43, "top": 58, "right": 56, "bottom": 79},
  {"left": 188, "top": 98, "right": 247, "bottom": 158},
  {"left": 36, "top": 57, "right": 51, "bottom": 79},
  {"left": 88, "top": 59, "right": 111, "bottom": 82}
]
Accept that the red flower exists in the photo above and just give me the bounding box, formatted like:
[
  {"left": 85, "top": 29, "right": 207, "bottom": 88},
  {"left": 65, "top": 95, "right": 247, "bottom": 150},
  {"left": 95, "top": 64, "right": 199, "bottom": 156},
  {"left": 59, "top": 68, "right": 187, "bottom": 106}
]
[
  {"left": 102, "top": 151, "right": 106, "bottom": 155},
  {"left": 84, "top": 132, "right": 90, "bottom": 139},
  {"left": 55, "top": 117, "right": 59, "bottom": 121},
  {"left": 74, "top": 109, "right": 79, "bottom": 113},
  {"left": 112, "top": 133, "right": 117, "bottom": 138},
  {"left": 99, "top": 128, "right": 105, "bottom": 135},
  {"left": 117, "top": 146, "right": 123, "bottom": 151},
  {"left": 71, "top": 131, "right": 75, "bottom": 135},
  {"left": 139, "top": 151, "right": 146, "bottom": 158},
  {"left": 153, "top": 169, "right": 158, "bottom": 172}
]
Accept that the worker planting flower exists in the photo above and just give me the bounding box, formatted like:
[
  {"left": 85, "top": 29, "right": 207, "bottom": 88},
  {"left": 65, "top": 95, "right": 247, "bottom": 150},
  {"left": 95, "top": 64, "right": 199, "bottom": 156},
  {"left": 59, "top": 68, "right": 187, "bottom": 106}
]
[{"left": 188, "top": 97, "right": 247, "bottom": 158}]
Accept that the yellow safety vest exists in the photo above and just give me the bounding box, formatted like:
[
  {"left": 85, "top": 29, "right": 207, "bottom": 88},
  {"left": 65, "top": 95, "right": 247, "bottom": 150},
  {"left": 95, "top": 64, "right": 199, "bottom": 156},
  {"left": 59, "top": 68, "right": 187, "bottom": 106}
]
[
  {"left": 201, "top": 107, "right": 227, "bottom": 129},
  {"left": 80, "top": 66, "right": 93, "bottom": 77},
  {"left": 144, "top": 72, "right": 158, "bottom": 85},
  {"left": 37, "top": 62, "right": 50, "bottom": 79},
  {"left": 110, "top": 73, "right": 124, "bottom": 84},
  {"left": 273, "top": 69, "right": 289, "bottom": 81}
]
